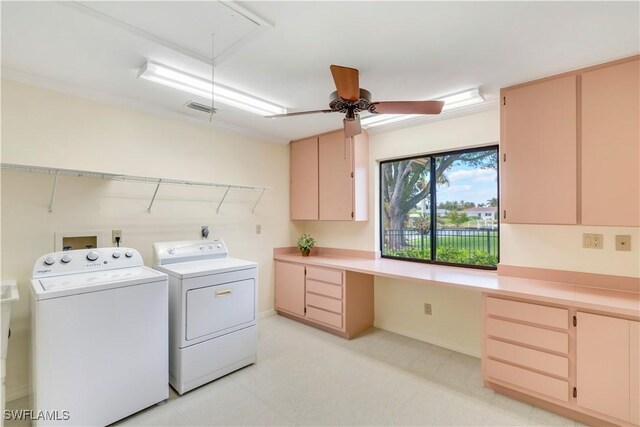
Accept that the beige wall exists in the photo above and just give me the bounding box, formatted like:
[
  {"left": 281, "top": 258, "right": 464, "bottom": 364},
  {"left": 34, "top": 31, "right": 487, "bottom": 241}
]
[
  {"left": 0, "top": 80, "right": 293, "bottom": 400},
  {"left": 3, "top": 80, "right": 638, "bottom": 401},
  {"left": 297, "top": 108, "right": 639, "bottom": 358}
]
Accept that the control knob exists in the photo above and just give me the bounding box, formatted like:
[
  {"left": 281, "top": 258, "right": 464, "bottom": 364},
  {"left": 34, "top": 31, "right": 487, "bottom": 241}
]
[
  {"left": 124, "top": 251, "right": 134, "bottom": 258},
  {"left": 168, "top": 248, "right": 176, "bottom": 254},
  {"left": 200, "top": 246, "right": 205, "bottom": 250},
  {"left": 112, "top": 252, "right": 121, "bottom": 259},
  {"left": 216, "top": 244, "right": 222, "bottom": 249},
  {"left": 86, "top": 251, "right": 99, "bottom": 262},
  {"left": 61, "top": 255, "right": 72, "bottom": 264},
  {"left": 44, "top": 256, "right": 56, "bottom": 266}
]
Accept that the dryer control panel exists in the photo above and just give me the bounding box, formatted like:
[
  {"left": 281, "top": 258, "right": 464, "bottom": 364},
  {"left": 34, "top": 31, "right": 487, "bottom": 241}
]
[
  {"left": 33, "top": 247, "right": 144, "bottom": 278},
  {"left": 153, "top": 239, "right": 227, "bottom": 266}
]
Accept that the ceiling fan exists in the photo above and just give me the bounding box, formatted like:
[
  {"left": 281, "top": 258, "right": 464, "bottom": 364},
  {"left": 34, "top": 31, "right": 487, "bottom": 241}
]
[{"left": 266, "top": 65, "right": 445, "bottom": 137}]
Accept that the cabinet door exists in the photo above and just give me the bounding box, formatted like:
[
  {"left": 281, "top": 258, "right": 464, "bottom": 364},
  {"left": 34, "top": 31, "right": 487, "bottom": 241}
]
[
  {"left": 274, "top": 261, "right": 305, "bottom": 317},
  {"left": 581, "top": 59, "right": 639, "bottom": 226},
  {"left": 501, "top": 75, "right": 577, "bottom": 224},
  {"left": 576, "top": 312, "right": 630, "bottom": 422},
  {"left": 290, "top": 137, "right": 319, "bottom": 220},
  {"left": 352, "top": 132, "right": 369, "bottom": 221},
  {"left": 319, "top": 131, "right": 353, "bottom": 220},
  {"left": 631, "top": 320, "right": 639, "bottom": 425}
]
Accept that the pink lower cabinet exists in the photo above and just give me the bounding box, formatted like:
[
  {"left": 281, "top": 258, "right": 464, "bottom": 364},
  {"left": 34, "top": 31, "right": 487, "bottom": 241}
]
[
  {"left": 576, "top": 312, "right": 640, "bottom": 424},
  {"left": 483, "top": 293, "right": 640, "bottom": 426},
  {"left": 274, "top": 261, "right": 373, "bottom": 339},
  {"left": 274, "top": 261, "right": 305, "bottom": 317},
  {"left": 483, "top": 296, "right": 570, "bottom": 403}
]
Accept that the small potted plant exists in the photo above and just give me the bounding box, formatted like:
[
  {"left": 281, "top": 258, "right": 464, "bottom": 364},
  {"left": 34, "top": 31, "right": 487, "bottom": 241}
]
[{"left": 297, "top": 233, "right": 316, "bottom": 257}]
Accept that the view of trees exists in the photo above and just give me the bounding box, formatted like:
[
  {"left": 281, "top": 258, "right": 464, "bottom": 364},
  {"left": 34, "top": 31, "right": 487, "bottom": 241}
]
[
  {"left": 437, "top": 197, "right": 497, "bottom": 211},
  {"left": 381, "top": 148, "right": 499, "bottom": 266},
  {"left": 381, "top": 150, "right": 497, "bottom": 233},
  {"left": 446, "top": 210, "right": 470, "bottom": 228}
]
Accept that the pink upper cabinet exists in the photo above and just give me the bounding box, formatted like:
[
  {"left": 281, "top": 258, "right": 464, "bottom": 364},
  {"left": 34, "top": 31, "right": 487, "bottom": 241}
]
[
  {"left": 290, "top": 129, "right": 369, "bottom": 221},
  {"left": 581, "top": 58, "right": 640, "bottom": 226},
  {"left": 319, "top": 131, "right": 353, "bottom": 220},
  {"left": 290, "top": 137, "right": 319, "bottom": 220},
  {"left": 501, "top": 75, "right": 578, "bottom": 224},
  {"left": 316, "top": 130, "right": 369, "bottom": 221}
]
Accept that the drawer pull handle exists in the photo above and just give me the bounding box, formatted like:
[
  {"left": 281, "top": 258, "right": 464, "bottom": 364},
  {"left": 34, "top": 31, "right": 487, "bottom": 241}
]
[{"left": 215, "top": 289, "right": 233, "bottom": 297}]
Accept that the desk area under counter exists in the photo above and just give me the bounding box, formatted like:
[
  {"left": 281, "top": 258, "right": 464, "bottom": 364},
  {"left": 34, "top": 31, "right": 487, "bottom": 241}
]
[{"left": 273, "top": 247, "right": 640, "bottom": 427}]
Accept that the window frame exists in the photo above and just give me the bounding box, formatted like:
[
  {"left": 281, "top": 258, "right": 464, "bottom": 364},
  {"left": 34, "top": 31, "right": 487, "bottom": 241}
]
[{"left": 379, "top": 144, "right": 500, "bottom": 270}]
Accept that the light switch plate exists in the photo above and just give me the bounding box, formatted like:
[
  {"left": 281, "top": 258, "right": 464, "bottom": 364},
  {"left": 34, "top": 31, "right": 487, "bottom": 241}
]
[
  {"left": 615, "top": 235, "right": 631, "bottom": 251},
  {"left": 583, "top": 233, "right": 604, "bottom": 249}
]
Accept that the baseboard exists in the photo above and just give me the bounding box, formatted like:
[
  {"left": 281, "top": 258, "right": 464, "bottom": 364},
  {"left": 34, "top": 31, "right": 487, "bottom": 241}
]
[
  {"left": 258, "top": 309, "right": 276, "bottom": 319},
  {"left": 373, "top": 322, "right": 481, "bottom": 358},
  {"left": 6, "top": 383, "right": 30, "bottom": 403}
]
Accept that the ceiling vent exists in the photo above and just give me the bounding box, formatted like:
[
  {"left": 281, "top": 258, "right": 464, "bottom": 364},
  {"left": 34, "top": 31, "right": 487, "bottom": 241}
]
[{"left": 186, "top": 101, "right": 216, "bottom": 114}]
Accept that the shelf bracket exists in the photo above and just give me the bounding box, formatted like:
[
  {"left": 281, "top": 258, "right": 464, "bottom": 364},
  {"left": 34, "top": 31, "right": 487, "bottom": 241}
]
[
  {"left": 216, "top": 186, "right": 230, "bottom": 214},
  {"left": 147, "top": 179, "right": 162, "bottom": 213},
  {"left": 251, "top": 188, "right": 266, "bottom": 214},
  {"left": 48, "top": 172, "right": 59, "bottom": 214}
]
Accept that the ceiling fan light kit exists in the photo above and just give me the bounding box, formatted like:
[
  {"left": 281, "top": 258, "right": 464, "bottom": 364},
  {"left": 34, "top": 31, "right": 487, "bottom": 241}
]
[{"left": 138, "top": 60, "right": 287, "bottom": 116}]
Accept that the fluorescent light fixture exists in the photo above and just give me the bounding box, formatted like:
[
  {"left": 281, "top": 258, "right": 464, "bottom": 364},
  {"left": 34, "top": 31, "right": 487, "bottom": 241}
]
[
  {"left": 361, "top": 88, "right": 484, "bottom": 128},
  {"left": 138, "top": 61, "right": 286, "bottom": 116},
  {"left": 360, "top": 114, "right": 420, "bottom": 128},
  {"left": 440, "top": 88, "right": 484, "bottom": 111}
]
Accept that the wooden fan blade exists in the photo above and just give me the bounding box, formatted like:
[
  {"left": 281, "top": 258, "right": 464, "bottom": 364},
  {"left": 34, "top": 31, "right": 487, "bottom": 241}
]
[
  {"left": 265, "top": 109, "right": 333, "bottom": 118},
  {"left": 370, "top": 100, "right": 444, "bottom": 115},
  {"left": 330, "top": 65, "right": 360, "bottom": 102},
  {"left": 343, "top": 115, "right": 362, "bottom": 138}
]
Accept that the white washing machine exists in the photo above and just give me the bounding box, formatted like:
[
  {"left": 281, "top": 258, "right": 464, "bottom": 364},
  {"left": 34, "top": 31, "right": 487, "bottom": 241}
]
[
  {"left": 153, "top": 239, "right": 257, "bottom": 394},
  {"left": 30, "top": 247, "right": 168, "bottom": 427}
]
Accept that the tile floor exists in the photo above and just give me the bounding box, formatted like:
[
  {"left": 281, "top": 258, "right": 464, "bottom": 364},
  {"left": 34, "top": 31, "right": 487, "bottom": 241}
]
[{"left": 6, "top": 314, "right": 583, "bottom": 426}]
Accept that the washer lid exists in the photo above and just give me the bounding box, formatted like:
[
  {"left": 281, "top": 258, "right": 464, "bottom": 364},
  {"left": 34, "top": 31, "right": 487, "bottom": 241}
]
[
  {"left": 154, "top": 257, "right": 257, "bottom": 279},
  {"left": 33, "top": 266, "right": 166, "bottom": 300}
]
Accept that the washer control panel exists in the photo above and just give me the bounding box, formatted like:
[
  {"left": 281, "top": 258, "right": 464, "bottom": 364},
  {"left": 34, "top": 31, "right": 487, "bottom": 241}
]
[
  {"left": 33, "top": 247, "right": 144, "bottom": 278},
  {"left": 153, "top": 239, "right": 227, "bottom": 265}
]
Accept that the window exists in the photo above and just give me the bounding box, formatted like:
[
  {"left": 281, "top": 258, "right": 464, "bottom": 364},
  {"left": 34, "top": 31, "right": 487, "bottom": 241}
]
[{"left": 380, "top": 146, "right": 499, "bottom": 269}]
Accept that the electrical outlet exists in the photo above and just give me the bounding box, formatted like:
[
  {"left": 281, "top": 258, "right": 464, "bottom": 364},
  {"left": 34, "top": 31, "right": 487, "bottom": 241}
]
[
  {"left": 615, "top": 235, "right": 631, "bottom": 251},
  {"left": 256, "top": 224, "right": 261, "bottom": 235},
  {"left": 112, "top": 229, "right": 122, "bottom": 244},
  {"left": 424, "top": 303, "right": 432, "bottom": 315},
  {"left": 592, "top": 234, "right": 603, "bottom": 248},
  {"left": 583, "top": 233, "right": 603, "bottom": 249}
]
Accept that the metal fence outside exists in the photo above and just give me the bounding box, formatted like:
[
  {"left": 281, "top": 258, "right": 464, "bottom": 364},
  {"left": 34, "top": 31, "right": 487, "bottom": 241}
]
[{"left": 383, "top": 227, "right": 498, "bottom": 255}]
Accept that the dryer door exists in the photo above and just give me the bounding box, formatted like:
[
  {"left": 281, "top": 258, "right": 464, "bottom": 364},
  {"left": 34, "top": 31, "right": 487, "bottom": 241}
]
[{"left": 185, "top": 279, "right": 255, "bottom": 341}]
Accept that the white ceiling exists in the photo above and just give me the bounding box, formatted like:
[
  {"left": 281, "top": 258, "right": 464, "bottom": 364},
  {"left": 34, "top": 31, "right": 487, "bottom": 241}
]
[{"left": 2, "top": 1, "right": 638, "bottom": 143}]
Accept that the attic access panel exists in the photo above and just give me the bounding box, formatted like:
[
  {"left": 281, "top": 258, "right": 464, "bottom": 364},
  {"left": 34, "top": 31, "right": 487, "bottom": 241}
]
[{"left": 78, "top": 1, "right": 269, "bottom": 63}]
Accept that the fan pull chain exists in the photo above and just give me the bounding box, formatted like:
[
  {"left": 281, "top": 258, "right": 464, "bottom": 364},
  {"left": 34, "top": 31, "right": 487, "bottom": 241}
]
[{"left": 210, "top": 32, "right": 215, "bottom": 123}]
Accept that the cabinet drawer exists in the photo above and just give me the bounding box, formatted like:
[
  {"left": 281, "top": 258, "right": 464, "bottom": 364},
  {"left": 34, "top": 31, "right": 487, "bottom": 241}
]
[
  {"left": 306, "top": 279, "right": 342, "bottom": 300},
  {"left": 306, "top": 266, "right": 343, "bottom": 285},
  {"left": 486, "top": 297, "right": 568, "bottom": 330},
  {"left": 487, "top": 338, "right": 569, "bottom": 378},
  {"left": 306, "top": 293, "right": 342, "bottom": 314},
  {"left": 306, "top": 306, "right": 342, "bottom": 329},
  {"left": 486, "top": 359, "right": 569, "bottom": 402},
  {"left": 487, "top": 318, "right": 568, "bottom": 354}
]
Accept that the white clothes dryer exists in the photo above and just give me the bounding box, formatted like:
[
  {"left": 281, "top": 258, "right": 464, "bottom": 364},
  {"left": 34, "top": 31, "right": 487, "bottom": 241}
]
[{"left": 153, "top": 239, "right": 257, "bottom": 394}]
